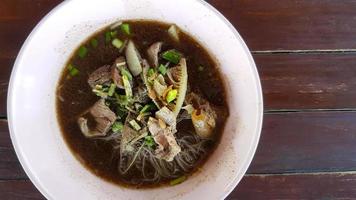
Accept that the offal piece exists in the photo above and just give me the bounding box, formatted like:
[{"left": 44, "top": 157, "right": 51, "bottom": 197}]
[
  {"left": 77, "top": 99, "right": 117, "bottom": 137},
  {"left": 147, "top": 117, "right": 181, "bottom": 162}
]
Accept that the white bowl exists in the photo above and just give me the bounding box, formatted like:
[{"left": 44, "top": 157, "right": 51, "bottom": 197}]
[{"left": 7, "top": 0, "right": 263, "bottom": 199}]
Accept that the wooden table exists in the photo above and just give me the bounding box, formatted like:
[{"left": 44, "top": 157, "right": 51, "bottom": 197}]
[{"left": 2, "top": 0, "right": 356, "bottom": 199}]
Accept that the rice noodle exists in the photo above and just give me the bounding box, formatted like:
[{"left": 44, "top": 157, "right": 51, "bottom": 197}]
[{"left": 102, "top": 130, "right": 212, "bottom": 185}]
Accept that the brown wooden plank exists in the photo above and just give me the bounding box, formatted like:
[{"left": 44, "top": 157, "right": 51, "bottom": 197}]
[
  {"left": 249, "top": 111, "right": 356, "bottom": 174},
  {"left": 3, "top": 0, "right": 356, "bottom": 57},
  {"left": 0, "top": 120, "right": 27, "bottom": 179},
  {"left": 256, "top": 53, "right": 356, "bottom": 110},
  {"left": 208, "top": 0, "right": 356, "bottom": 50},
  {"left": 228, "top": 172, "right": 356, "bottom": 200},
  {"left": 0, "top": 58, "right": 12, "bottom": 117},
  {"left": 0, "top": 180, "right": 44, "bottom": 200},
  {"left": 2, "top": 172, "right": 356, "bottom": 200},
  {"left": 0, "top": 0, "right": 63, "bottom": 58},
  {"left": 0, "top": 0, "right": 62, "bottom": 20}
]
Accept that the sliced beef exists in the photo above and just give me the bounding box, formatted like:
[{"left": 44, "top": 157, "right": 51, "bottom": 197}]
[
  {"left": 77, "top": 99, "right": 116, "bottom": 138},
  {"left": 111, "top": 57, "right": 126, "bottom": 89},
  {"left": 87, "top": 65, "right": 112, "bottom": 88},
  {"left": 147, "top": 117, "right": 181, "bottom": 162},
  {"left": 147, "top": 42, "right": 162, "bottom": 67}
]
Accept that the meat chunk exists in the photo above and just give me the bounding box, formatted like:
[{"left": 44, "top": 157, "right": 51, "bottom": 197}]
[
  {"left": 147, "top": 117, "right": 180, "bottom": 162},
  {"left": 186, "top": 92, "right": 217, "bottom": 138},
  {"left": 147, "top": 42, "right": 162, "bottom": 67},
  {"left": 155, "top": 106, "right": 176, "bottom": 131},
  {"left": 77, "top": 99, "right": 116, "bottom": 137},
  {"left": 111, "top": 57, "right": 126, "bottom": 89},
  {"left": 87, "top": 65, "right": 112, "bottom": 88}
]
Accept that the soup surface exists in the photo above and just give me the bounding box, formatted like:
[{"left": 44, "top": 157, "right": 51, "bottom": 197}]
[{"left": 57, "top": 20, "right": 229, "bottom": 188}]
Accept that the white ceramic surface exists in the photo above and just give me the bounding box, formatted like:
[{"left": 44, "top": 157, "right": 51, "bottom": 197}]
[{"left": 7, "top": 0, "right": 263, "bottom": 199}]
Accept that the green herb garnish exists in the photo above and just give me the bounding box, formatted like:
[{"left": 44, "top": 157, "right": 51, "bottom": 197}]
[
  {"left": 78, "top": 46, "right": 88, "bottom": 58},
  {"left": 112, "top": 38, "right": 123, "bottom": 49},
  {"left": 162, "top": 49, "right": 181, "bottom": 64},
  {"left": 120, "top": 23, "right": 130, "bottom": 35},
  {"left": 158, "top": 64, "right": 167, "bottom": 75},
  {"left": 122, "top": 75, "right": 132, "bottom": 97},
  {"left": 108, "top": 83, "right": 116, "bottom": 96},
  {"left": 105, "top": 31, "right": 111, "bottom": 43},
  {"left": 144, "top": 135, "right": 155, "bottom": 148},
  {"left": 121, "top": 68, "right": 133, "bottom": 81},
  {"left": 68, "top": 64, "right": 79, "bottom": 76},
  {"left": 92, "top": 89, "right": 107, "bottom": 98},
  {"left": 170, "top": 176, "right": 186, "bottom": 186},
  {"left": 129, "top": 119, "right": 141, "bottom": 131},
  {"left": 147, "top": 68, "right": 155, "bottom": 77},
  {"left": 166, "top": 89, "right": 178, "bottom": 103},
  {"left": 112, "top": 121, "right": 123, "bottom": 133},
  {"left": 140, "top": 104, "right": 153, "bottom": 114},
  {"left": 110, "top": 30, "right": 117, "bottom": 37},
  {"left": 115, "top": 93, "right": 131, "bottom": 107},
  {"left": 90, "top": 38, "right": 98, "bottom": 48}
]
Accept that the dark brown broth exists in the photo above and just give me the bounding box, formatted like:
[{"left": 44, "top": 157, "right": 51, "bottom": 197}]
[{"left": 56, "top": 20, "right": 229, "bottom": 188}]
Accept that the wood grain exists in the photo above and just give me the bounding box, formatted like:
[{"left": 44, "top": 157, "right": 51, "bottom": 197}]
[
  {"left": 208, "top": 0, "right": 356, "bottom": 51},
  {"left": 0, "top": 0, "right": 63, "bottom": 58},
  {"left": 4, "top": 0, "right": 356, "bottom": 58},
  {"left": 2, "top": 0, "right": 356, "bottom": 199},
  {"left": 2, "top": 172, "right": 356, "bottom": 200},
  {"left": 0, "top": 58, "right": 12, "bottom": 117},
  {"left": 0, "top": 180, "right": 44, "bottom": 200},
  {"left": 249, "top": 111, "right": 356, "bottom": 173},
  {"left": 0, "top": 120, "right": 26, "bottom": 179},
  {"left": 228, "top": 172, "right": 356, "bottom": 200},
  {"left": 256, "top": 53, "right": 356, "bottom": 110}
]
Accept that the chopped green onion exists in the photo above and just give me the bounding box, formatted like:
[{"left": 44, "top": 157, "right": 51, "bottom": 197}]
[
  {"left": 112, "top": 121, "right": 123, "bottom": 133},
  {"left": 122, "top": 75, "right": 132, "bottom": 97},
  {"left": 116, "top": 105, "right": 128, "bottom": 119},
  {"left": 147, "top": 68, "right": 155, "bottom": 77},
  {"left": 140, "top": 104, "right": 153, "bottom": 114},
  {"left": 120, "top": 68, "right": 133, "bottom": 81},
  {"left": 102, "top": 86, "right": 109, "bottom": 92},
  {"left": 120, "top": 23, "right": 130, "bottom": 35},
  {"left": 144, "top": 135, "right": 155, "bottom": 148},
  {"left": 112, "top": 38, "right": 123, "bottom": 49},
  {"left": 170, "top": 176, "right": 186, "bottom": 186},
  {"left": 90, "top": 38, "right": 98, "bottom": 48},
  {"left": 198, "top": 65, "right": 204, "bottom": 72},
  {"left": 68, "top": 64, "right": 79, "bottom": 76},
  {"left": 166, "top": 89, "right": 178, "bottom": 103},
  {"left": 110, "top": 30, "right": 117, "bottom": 37},
  {"left": 92, "top": 89, "right": 107, "bottom": 98},
  {"left": 129, "top": 119, "right": 141, "bottom": 131},
  {"left": 115, "top": 93, "right": 131, "bottom": 107},
  {"left": 162, "top": 49, "right": 181, "bottom": 64},
  {"left": 69, "top": 67, "right": 79, "bottom": 76},
  {"left": 158, "top": 64, "right": 167, "bottom": 75},
  {"left": 78, "top": 46, "right": 88, "bottom": 58},
  {"left": 105, "top": 31, "right": 111, "bottom": 43},
  {"left": 108, "top": 83, "right": 116, "bottom": 96}
]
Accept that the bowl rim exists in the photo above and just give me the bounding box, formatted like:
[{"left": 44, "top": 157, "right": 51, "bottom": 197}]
[{"left": 7, "top": 0, "right": 263, "bottom": 199}]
